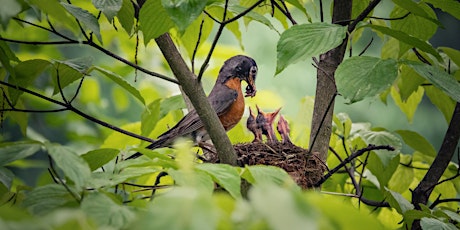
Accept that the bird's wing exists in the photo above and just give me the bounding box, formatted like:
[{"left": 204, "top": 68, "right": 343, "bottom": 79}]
[{"left": 209, "top": 84, "right": 239, "bottom": 116}]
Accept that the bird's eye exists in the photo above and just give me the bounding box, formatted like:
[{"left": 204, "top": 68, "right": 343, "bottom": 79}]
[{"left": 250, "top": 66, "right": 257, "bottom": 75}]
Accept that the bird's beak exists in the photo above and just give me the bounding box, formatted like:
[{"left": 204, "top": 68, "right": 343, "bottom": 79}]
[{"left": 245, "top": 68, "right": 257, "bottom": 97}]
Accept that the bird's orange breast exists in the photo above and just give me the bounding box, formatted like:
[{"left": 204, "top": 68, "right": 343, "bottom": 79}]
[{"left": 220, "top": 78, "right": 244, "bottom": 130}]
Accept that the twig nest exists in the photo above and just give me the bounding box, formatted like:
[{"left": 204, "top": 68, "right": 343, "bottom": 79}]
[{"left": 233, "top": 142, "right": 325, "bottom": 189}]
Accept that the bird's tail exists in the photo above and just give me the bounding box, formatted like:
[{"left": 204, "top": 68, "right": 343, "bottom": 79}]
[{"left": 126, "top": 137, "right": 170, "bottom": 160}]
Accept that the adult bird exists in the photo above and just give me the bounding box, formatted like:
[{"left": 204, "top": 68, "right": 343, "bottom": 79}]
[{"left": 127, "top": 55, "right": 258, "bottom": 159}]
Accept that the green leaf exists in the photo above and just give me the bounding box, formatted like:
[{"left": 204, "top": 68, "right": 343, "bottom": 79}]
[
  {"left": 336, "top": 56, "right": 398, "bottom": 103},
  {"left": 397, "top": 62, "right": 426, "bottom": 101},
  {"left": 227, "top": 4, "right": 278, "bottom": 32},
  {"left": 404, "top": 61, "right": 460, "bottom": 102},
  {"left": 117, "top": 0, "right": 135, "bottom": 34},
  {"left": 22, "top": 184, "right": 78, "bottom": 216},
  {"left": 139, "top": 0, "right": 174, "bottom": 45},
  {"left": 0, "top": 167, "right": 14, "bottom": 190},
  {"left": 388, "top": 162, "right": 414, "bottom": 193},
  {"left": 0, "top": 141, "right": 42, "bottom": 166},
  {"left": 366, "top": 25, "right": 441, "bottom": 61},
  {"left": 46, "top": 143, "right": 92, "bottom": 190},
  {"left": 242, "top": 165, "right": 296, "bottom": 188},
  {"left": 81, "top": 192, "right": 135, "bottom": 228},
  {"left": 61, "top": 3, "right": 102, "bottom": 43},
  {"left": 168, "top": 169, "right": 214, "bottom": 195},
  {"left": 52, "top": 57, "right": 93, "bottom": 95},
  {"left": 390, "top": 2, "right": 438, "bottom": 56},
  {"left": 285, "top": 0, "right": 310, "bottom": 18},
  {"left": 367, "top": 152, "right": 400, "bottom": 187},
  {"left": 424, "top": 0, "right": 460, "bottom": 20},
  {"left": 195, "top": 163, "right": 241, "bottom": 199},
  {"left": 206, "top": 5, "right": 243, "bottom": 48},
  {"left": 28, "top": 0, "right": 78, "bottom": 33},
  {"left": 81, "top": 148, "right": 119, "bottom": 171},
  {"left": 360, "top": 131, "right": 402, "bottom": 163},
  {"left": 439, "top": 47, "right": 460, "bottom": 67},
  {"left": 93, "top": 66, "right": 145, "bottom": 105},
  {"left": 0, "top": 40, "right": 18, "bottom": 79},
  {"left": 276, "top": 23, "right": 347, "bottom": 74},
  {"left": 396, "top": 130, "right": 436, "bottom": 157},
  {"left": 141, "top": 99, "right": 161, "bottom": 136},
  {"left": 420, "top": 217, "right": 458, "bottom": 230},
  {"left": 9, "top": 59, "right": 51, "bottom": 104},
  {"left": 384, "top": 188, "right": 414, "bottom": 214},
  {"left": 180, "top": 13, "right": 214, "bottom": 58},
  {"left": 161, "top": 0, "right": 206, "bottom": 34},
  {"left": 391, "top": 85, "right": 424, "bottom": 123},
  {"left": 425, "top": 85, "right": 455, "bottom": 122},
  {"left": 133, "top": 187, "right": 217, "bottom": 230},
  {"left": 249, "top": 184, "right": 317, "bottom": 230},
  {"left": 0, "top": 0, "right": 22, "bottom": 28},
  {"left": 391, "top": 0, "right": 442, "bottom": 26},
  {"left": 88, "top": 167, "right": 160, "bottom": 188},
  {"left": 92, "top": 0, "right": 122, "bottom": 21},
  {"left": 442, "top": 210, "right": 460, "bottom": 224}
]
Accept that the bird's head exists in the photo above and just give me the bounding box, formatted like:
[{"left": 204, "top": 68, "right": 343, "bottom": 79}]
[{"left": 219, "top": 55, "right": 258, "bottom": 97}]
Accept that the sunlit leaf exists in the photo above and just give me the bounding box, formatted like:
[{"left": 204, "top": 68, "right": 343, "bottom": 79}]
[
  {"left": 81, "top": 148, "right": 119, "bottom": 171},
  {"left": 46, "top": 143, "right": 92, "bottom": 190},
  {"left": 52, "top": 57, "right": 93, "bottom": 95},
  {"left": 0, "top": 141, "right": 42, "bottom": 166},
  {"left": 141, "top": 99, "right": 161, "bottom": 137},
  {"left": 276, "top": 23, "right": 347, "bottom": 74},
  {"left": 391, "top": 0, "right": 441, "bottom": 26},
  {"left": 227, "top": 4, "right": 278, "bottom": 32},
  {"left": 180, "top": 14, "right": 214, "bottom": 58},
  {"left": 139, "top": 0, "right": 174, "bottom": 45},
  {"left": 439, "top": 47, "right": 460, "bottom": 67},
  {"left": 397, "top": 62, "right": 426, "bottom": 101},
  {"left": 404, "top": 61, "right": 460, "bottom": 102},
  {"left": 161, "top": 0, "right": 206, "bottom": 34},
  {"left": 424, "top": 0, "right": 460, "bottom": 20},
  {"left": 388, "top": 163, "right": 414, "bottom": 193},
  {"left": 242, "top": 165, "right": 296, "bottom": 188},
  {"left": 61, "top": 3, "right": 102, "bottom": 43},
  {"left": 336, "top": 56, "right": 398, "bottom": 103},
  {"left": 92, "top": 0, "right": 122, "bottom": 21},
  {"left": 117, "top": 0, "right": 135, "bottom": 34},
  {"left": 81, "top": 192, "right": 135, "bottom": 228},
  {"left": 391, "top": 85, "right": 423, "bottom": 123},
  {"left": 424, "top": 85, "right": 455, "bottom": 122},
  {"left": 396, "top": 130, "right": 436, "bottom": 157},
  {"left": 80, "top": 77, "right": 101, "bottom": 103},
  {"left": 420, "top": 217, "right": 458, "bottom": 230},
  {"left": 195, "top": 163, "right": 241, "bottom": 198}
]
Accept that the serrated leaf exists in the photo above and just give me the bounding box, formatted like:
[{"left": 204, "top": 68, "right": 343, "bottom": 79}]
[
  {"left": 424, "top": 0, "right": 460, "bottom": 20},
  {"left": 336, "top": 56, "right": 398, "bottom": 103},
  {"left": 396, "top": 130, "right": 436, "bottom": 157},
  {"left": 22, "top": 184, "right": 78, "bottom": 216},
  {"left": 61, "top": 3, "right": 102, "bottom": 43},
  {"left": 93, "top": 66, "right": 145, "bottom": 105},
  {"left": 81, "top": 148, "right": 119, "bottom": 171},
  {"left": 384, "top": 188, "right": 414, "bottom": 214},
  {"left": 366, "top": 25, "right": 441, "bottom": 61},
  {"left": 81, "top": 192, "right": 135, "bottom": 228},
  {"left": 404, "top": 61, "right": 460, "bottom": 102},
  {"left": 276, "top": 23, "right": 347, "bottom": 74},
  {"left": 9, "top": 59, "right": 51, "bottom": 104},
  {"left": 117, "top": 0, "right": 135, "bottom": 34},
  {"left": 161, "top": 0, "right": 206, "bottom": 34},
  {"left": 391, "top": 85, "right": 423, "bottom": 123},
  {"left": 392, "top": 0, "right": 442, "bottom": 26},
  {"left": 139, "top": 0, "right": 174, "bottom": 45},
  {"left": 52, "top": 57, "right": 93, "bottom": 95},
  {"left": 0, "top": 141, "right": 42, "bottom": 166},
  {"left": 92, "top": 0, "right": 122, "bottom": 21},
  {"left": 46, "top": 143, "right": 92, "bottom": 190},
  {"left": 195, "top": 163, "right": 241, "bottom": 198}
]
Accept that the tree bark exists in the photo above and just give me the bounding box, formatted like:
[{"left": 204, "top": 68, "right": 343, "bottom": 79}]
[
  {"left": 309, "top": 0, "right": 352, "bottom": 161},
  {"left": 155, "top": 33, "right": 237, "bottom": 165}
]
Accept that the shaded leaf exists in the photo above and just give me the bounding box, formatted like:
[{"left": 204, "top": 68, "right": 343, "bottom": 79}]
[
  {"left": 141, "top": 99, "right": 161, "bottom": 136},
  {"left": 81, "top": 192, "right": 135, "bottom": 228},
  {"left": 384, "top": 188, "right": 414, "bottom": 214},
  {"left": 52, "top": 57, "right": 93, "bottom": 94},
  {"left": 0, "top": 167, "right": 14, "bottom": 190},
  {"left": 161, "top": 0, "right": 206, "bottom": 34},
  {"left": 139, "top": 0, "right": 174, "bottom": 45},
  {"left": 424, "top": 0, "right": 460, "bottom": 20},
  {"left": 93, "top": 66, "right": 145, "bottom": 105},
  {"left": 0, "top": 0, "right": 21, "bottom": 28},
  {"left": 61, "top": 3, "right": 102, "bottom": 43},
  {"left": 22, "top": 184, "right": 78, "bottom": 216},
  {"left": 28, "top": 0, "right": 78, "bottom": 33},
  {"left": 366, "top": 25, "right": 441, "bottom": 61},
  {"left": 81, "top": 148, "right": 119, "bottom": 171},
  {"left": 420, "top": 217, "right": 457, "bottom": 230},
  {"left": 424, "top": 85, "right": 455, "bottom": 122},
  {"left": 0, "top": 141, "right": 42, "bottom": 166},
  {"left": 439, "top": 47, "right": 460, "bottom": 67},
  {"left": 396, "top": 130, "right": 436, "bottom": 157},
  {"left": 195, "top": 163, "right": 241, "bottom": 198},
  {"left": 336, "top": 56, "right": 398, "bottom": 103},
  {"left": 276, "top": 23, "right": 347, "bottom": 74},
  {"left": 92, "top": 0, "right": 122, "bottom": 21},
  {"left": 46, "top": 143, "right": 92, "bottom": 190},
  {"left": 404, "top": 61, "right": 460, "bottom": 102},
  {"left": 9, "top": 59, "right": 51, "bottom": 104},
  {"left": 117, "top": 0, "right": 135, "bottom": 33}
]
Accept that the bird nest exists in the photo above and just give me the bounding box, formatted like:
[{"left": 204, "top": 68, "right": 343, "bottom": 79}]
[{"left": 234, "top": 142, "right": 325, "bottom": 189}]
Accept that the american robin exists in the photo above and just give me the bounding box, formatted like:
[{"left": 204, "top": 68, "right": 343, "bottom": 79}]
[
  {"left": 277, "top": 115, "right": 292, "bottom": 144},
  {"left": 246, "top": 107, "right": 262, "bottom": 142},
  {"left": 256, "top": 106, "right": 281, "bottom": 143},
  {"left": 127, "top": 55, "right": 258, "bottom": 159}
]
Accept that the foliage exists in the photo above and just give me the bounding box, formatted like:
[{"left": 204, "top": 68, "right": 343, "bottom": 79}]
[{"left": 1, "top": 0, "right": 460, "bottom": 229}]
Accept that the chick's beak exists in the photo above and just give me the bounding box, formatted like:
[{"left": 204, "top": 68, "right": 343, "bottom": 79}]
[{"left": 245, "top": 69, "right": 257, "bottom": 97}]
